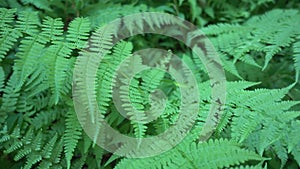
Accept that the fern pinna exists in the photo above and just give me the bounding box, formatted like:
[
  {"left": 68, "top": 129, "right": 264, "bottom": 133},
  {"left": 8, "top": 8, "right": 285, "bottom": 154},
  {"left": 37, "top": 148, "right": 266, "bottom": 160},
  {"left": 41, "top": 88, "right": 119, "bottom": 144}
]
[{"left": 0, "top": 3, "right": 300, "bottom": 169}]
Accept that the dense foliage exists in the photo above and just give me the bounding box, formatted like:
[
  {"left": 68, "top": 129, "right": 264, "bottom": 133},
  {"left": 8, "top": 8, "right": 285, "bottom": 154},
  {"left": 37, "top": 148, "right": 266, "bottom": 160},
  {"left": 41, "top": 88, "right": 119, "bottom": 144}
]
[{"left": 0, "top": 0, "right": 300, "bottom": 168}]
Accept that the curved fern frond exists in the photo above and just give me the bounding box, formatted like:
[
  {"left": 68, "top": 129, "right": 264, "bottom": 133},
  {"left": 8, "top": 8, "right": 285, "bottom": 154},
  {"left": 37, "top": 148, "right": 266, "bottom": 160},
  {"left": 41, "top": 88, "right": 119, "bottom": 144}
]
[
  {"left": 115, "top": 139, "right": 265, "bottom": 169},
  {"left": 14, "top": 34, "right": 46, "bottom": 87},
  {"left": 43, "top": 43, "right": 73, "bottom": 104},
  {"left": 73, "top": 22, "right": 115, "bottom": 128}
]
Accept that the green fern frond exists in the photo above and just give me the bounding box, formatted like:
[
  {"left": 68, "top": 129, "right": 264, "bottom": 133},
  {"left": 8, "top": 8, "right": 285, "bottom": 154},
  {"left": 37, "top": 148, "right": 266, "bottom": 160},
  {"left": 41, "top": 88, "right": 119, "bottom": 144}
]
[
  {"left": 0, "top": 29, "right": 22, "bottom": 61},
  {"left": 31, "top": 109, "right": 61, "bottom": 129},
  {"left": 14, "top": 34, "right": 46, "bottom": 87},
  {"left": 202, "top": 23, "right": 248, "bottom": 36},
  {"left": 49, "top": 138, "right": 63, "bottom": 166},
  {"left": 122, "top": 12, "right": 179, "bottom": 36},
  {"left": 273, "top": 141, "right": 288, "bottom": 169},
  {"left": 0, "top": 73, "right": 21, "bottom": 113},
  {"left": 96, "top": 41, "right": 133, "bottom": 114},
  {"left": 0, "top": 3, "right": 299, "bottom": 169},
  {"left": 286, "top": 120, "right": 300, "bottom": 153},
  {"left": 116, "top": 55, "right": 149, "bottom": 138},
  {"left": 66, "top": 17, "right": 91, "bottom": 49},
  {"left": 73, "top": 23, "right": 114, "bottom": 124},
  {"left": 1, "top": 127, "right": 52, "bottom": 169},
  {"left": 16, "top": 11, "right": 40, "bottom": 35},
  {"left": 126, "top": 77, "right": 148, "bottom": 138},
  {"left": 291, "top": 143, "right": 300, "bottom": 166},
  {"left": 63, "top": 108, "right": 82, "bottom": 169},
  {"left": 228, "top": 85, "right": 293, "bottom": 143},
  {"left": 0, "top": 8, "right": 16, "bottom": 30},
  {"left": 23, "top": 152, "right": 42, "bottom": 169},
  {"left": 42, "top": 134, "right": 58, "bottom": 158},
  {"left": 220, "top": 53, "right": 244, "bottom": 78},
  {"left": 41, "top": 16, "right": 64, "bottom": 43},
  {"left": 206, "top": 9, "right": 300, "bottom": 73},
  {"left": 43, "top": 43, "right": 73, "bottom": 104},
  {"left": 115, "top": 139, "right": 265, "bottom": 169}
]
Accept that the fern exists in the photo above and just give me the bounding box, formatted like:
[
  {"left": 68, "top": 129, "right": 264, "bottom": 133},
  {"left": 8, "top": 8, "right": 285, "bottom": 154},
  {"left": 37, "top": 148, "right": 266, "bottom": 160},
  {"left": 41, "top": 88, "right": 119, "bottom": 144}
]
[
  {"left": 0, "top": 8, "right": 16, "bottom": 30},
  {"left": 203, "top": 9, "right": 300, "bottom": 79},
  {"left": 43, "top": 43, "right": 73, "bottom": 104},
  {"left": 16, "top": 11, "right": 40, "bottom": 35},
  {"left": 0, "top": 126, "right": 63, "bottom": 169},
  {"left": 63, "top": 107, "right": 82, "bottom": 169},
  {"left": 0, "top": 3, "right": 300, "bottom": 169},
  {"left": 115, "top": 138, "right": 266, "bottom": 169},
  {"left": 1, "top": 72, "right": 21, "bottom": 113},
  {"left": 0, "top": 29, "right": 22, "bottom": 62},
  {"left": 66, "top": 17, "right": 91, "bottom": 49},
  {"left": 14, "top": 34, "right": 46, "bottom": 87},
  {"left": 41, "top": 16, "right": 64, "bottom": 43}
]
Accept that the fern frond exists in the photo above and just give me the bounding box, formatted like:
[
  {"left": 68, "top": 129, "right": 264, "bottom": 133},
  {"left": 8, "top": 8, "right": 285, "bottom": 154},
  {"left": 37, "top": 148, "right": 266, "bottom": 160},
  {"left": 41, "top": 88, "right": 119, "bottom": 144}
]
[
  {"left": 23, "top": 151, "right": 42, "bottom": 169},
  {"left": 116, "top": 55, "right": 149, "bottom": 138},
  {"left": 273, "top": 141, "right": 288, "bottom": 168},
  {"left": 286, "top": 120, "right": 300, "bottom": 153},
  {"left": 0, "top": 8, "right": 16, "bottom": 31},
  {"left": 66, "top": 17, "right": 90, "bottom": 49},
  {"left": 16, "top": 11, "right": 40, "bottom": 35},
  {"left": 41, "top": 16, "right": 64, "bottom": 44},
  {"left": 31, "top": 109, "right": 61, "bottom": 129},
  {"left": 50, "top": 137, "right": 63, "bottom": 165},
  {"left": 0, "top": 29, "right": 22, "bottom": 61},
  {"left": 42, "top": 134, "right": 58, "bottom": 159},
  {"left": 63, "top": 108, "right": 82, "bottom": 169},
  {"left": 14, "top": 34, "right": 46, "bottom": 87},
  {"left": 115, "top": 139, "right": 265, "bottom": 169},
  {"left": 291, "top": 143, "right": 300, "bottom": 166},
  {"left": 96, "top": 41, "right": 133, "bottom": 115},
  {"left": 202, "top": 23, "right": 247, "bottom": 36},
  {"left": 122, "top": 12, "right": 179, "bottom": 36},
  {"left": 228, "top": 85, "right": 293, "bottom": 143},
  {"left": 206, "top": 9, "right": 300, "bottom": 72},
  {"left": 73, "top": 23, "right": 114, "bottom": 124},
  {"left": 43, "top": 43, "right": 73, "bottom": 104},
  {"left": 0, "top": 73, "right": 21, "bottom": 113}
]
